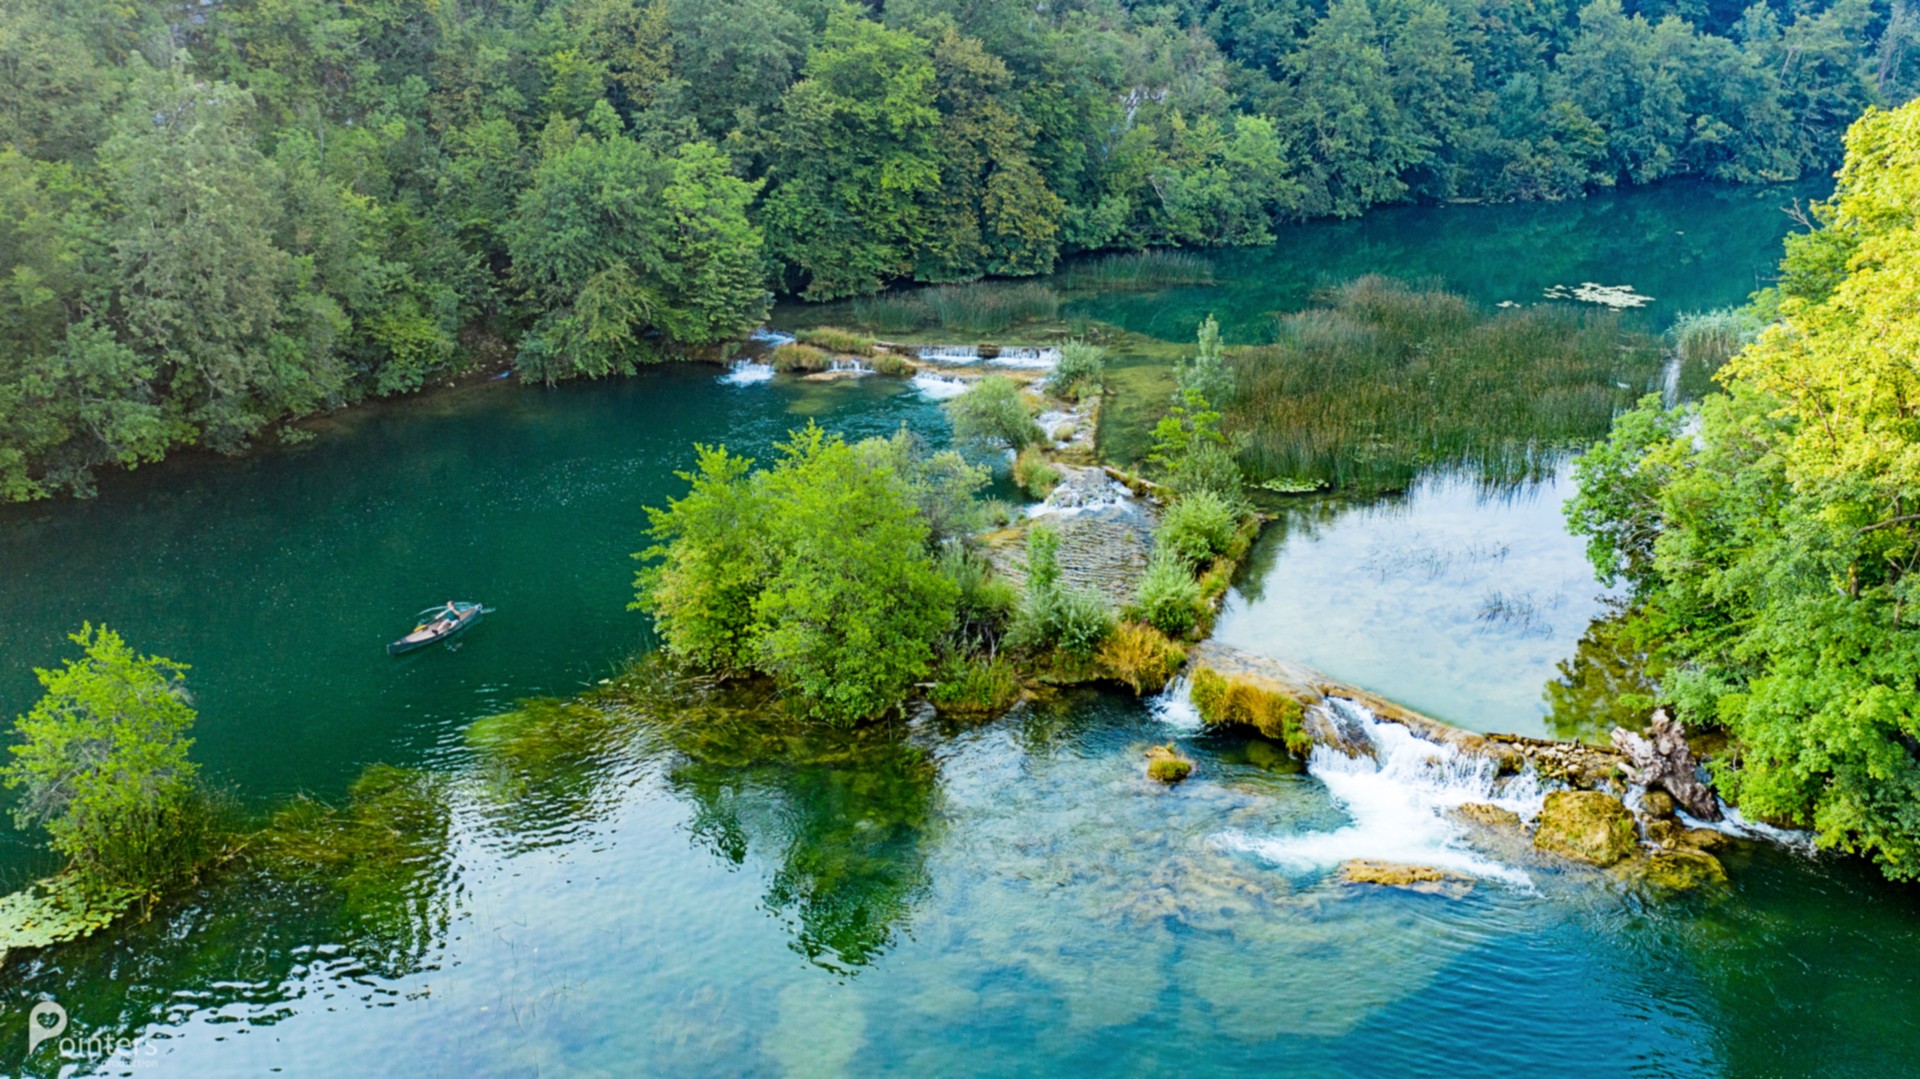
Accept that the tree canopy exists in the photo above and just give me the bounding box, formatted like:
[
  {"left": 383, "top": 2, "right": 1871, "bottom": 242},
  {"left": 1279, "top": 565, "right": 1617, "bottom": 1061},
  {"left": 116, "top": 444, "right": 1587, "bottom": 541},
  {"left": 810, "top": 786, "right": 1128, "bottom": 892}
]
[
  {"left": 1566, "top": 98, "right": 1920, "bottom": 879},
  {"left": 3, "top": 0, "right": 1916, "bottom": 496}
]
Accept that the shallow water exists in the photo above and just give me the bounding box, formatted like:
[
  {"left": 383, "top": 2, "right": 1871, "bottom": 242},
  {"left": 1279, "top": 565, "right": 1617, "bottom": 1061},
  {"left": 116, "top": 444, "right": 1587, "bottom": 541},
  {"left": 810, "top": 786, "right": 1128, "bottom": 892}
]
[{"left": 5, "top": 181, "right": 1916, "bottom": 1078}]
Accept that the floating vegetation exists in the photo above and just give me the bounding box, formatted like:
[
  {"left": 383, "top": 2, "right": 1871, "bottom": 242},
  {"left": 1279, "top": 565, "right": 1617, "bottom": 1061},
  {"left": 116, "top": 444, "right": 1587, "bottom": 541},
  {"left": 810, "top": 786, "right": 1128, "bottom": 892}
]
[
  {"left": 0, "top": 875, "right": 135, "bottom": 960},
  {"left": 1361, "top": 533, "right": 1512, "bottom": 582},
  {"left": 1231, "top": 276, "right": 1663, "bottom": 491},
  {"left": 1475, "top": 589, "right": 1565, "bottom": 638},
  {"left": 1257, "top": 476, "right": 1326, "bottom": 494},
  {"left": 1542, "top": 282, "right": 1655, "bottom": 309},
  {"left": 1055, "top": 250, "right": 1215, "bottom": 292}
]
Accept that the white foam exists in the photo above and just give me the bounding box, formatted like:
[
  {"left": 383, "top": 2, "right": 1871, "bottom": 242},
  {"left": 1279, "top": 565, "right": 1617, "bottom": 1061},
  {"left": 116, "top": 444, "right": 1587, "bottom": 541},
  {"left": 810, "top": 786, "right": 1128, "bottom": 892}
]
[
  {"left": 910, "top": 372, "right": 971, "bottom": 400},
  {"left": 749, "top": 327, "right": 797, "bottom": 347},
  {"left": 829, "top": 358, "right": 873, "bottom": 375},
  {"left": 720, "top": 360, "right": 774, "bottom": 385},
  {"left": 987, "top": 347, "right": 1061, "bottom": 369},
  {"left": 1221, "top": 698, "right": 1542, "bottom": 886},
  {"left": 1150, "top": 675, "right": 1204, "bottom": 731},
  {"left": 918, "top": 345, "right": 981, "bottom": 365}
]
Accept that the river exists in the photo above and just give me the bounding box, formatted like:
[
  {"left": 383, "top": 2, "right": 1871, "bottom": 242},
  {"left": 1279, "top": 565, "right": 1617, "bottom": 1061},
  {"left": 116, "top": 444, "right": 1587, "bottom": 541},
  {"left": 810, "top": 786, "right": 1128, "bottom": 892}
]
[{"left": 4, "top": 180, "right": 1918, "bottom": 1077}]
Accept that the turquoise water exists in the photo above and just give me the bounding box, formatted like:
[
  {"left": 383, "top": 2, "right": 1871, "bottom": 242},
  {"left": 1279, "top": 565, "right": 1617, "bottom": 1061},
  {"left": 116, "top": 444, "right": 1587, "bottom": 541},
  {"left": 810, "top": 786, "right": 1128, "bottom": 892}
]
[{"left": 5, "top": 181, "right": 1919, "bottom": 1077}]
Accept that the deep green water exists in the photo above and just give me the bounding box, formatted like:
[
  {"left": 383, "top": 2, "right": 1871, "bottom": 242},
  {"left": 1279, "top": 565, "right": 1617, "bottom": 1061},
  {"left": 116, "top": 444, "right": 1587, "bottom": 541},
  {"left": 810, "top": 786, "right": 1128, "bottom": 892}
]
[{"left": 5, "top": 181, "right": 1919, "bottom": 1077}]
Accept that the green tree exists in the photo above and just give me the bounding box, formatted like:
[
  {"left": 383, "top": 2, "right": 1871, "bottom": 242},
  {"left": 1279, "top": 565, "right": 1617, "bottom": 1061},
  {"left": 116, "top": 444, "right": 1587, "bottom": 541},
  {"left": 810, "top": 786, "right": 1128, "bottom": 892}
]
[
  {"left": 761, "top": 9, "right": 942, "bottom": 298},
  {"left": 5, "top": 625, "right": 207, "bottom": 893},
  {"left": 1567, "top": 100, "right": 1920, "bottom": 880},
  {"left": 509, "top": 123, "right": 768, "bottom": 381},
  {"left": 943, "top": 375, "right": 1042, "bottom": 454}
]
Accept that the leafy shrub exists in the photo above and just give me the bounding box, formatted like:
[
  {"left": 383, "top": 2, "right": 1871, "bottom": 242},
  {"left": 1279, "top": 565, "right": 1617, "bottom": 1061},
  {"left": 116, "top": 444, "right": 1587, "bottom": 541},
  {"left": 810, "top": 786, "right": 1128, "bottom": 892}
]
[
  {"left": 1012, "top": 447, "right": 1061, "bottom": 499},
  {"left": 1134, "top": 549, "right": 1204, "bottom": 637},
  {"left": 928, "top": 654, "right": 1022, "bottom": 713},
  {"left": 1049, "top": 340, "right": 1106, "bottom": 400},
  {"left": 1098, "top": 622, "right": 1187, "bottom": 694},
  {"left": 869, "top": 351, "right": 912, "bottom": 376},
  {"left": 944, "top": 375, "right": 1043, "bottom": 453},
  {"left": 1167, "top": 441, "right": 1245, "bottom": 505},
  {"left": 939, "top": 546, "right": 1018, "bottom": 646},
  {"left": 797, "top": 326, "right": 876, "bottom": 354},
  {"left": 770, "top": 342, "right": 830, "bottom": 371},
  {"left": 1008, "top": 584, "right": 1114, "bottom": 658},
  {"left": 4, "top": 625, "right": 212, "bottom": 893},
  {"left": 1158, "top": 490, "right": 1238, "bottom": 566}
]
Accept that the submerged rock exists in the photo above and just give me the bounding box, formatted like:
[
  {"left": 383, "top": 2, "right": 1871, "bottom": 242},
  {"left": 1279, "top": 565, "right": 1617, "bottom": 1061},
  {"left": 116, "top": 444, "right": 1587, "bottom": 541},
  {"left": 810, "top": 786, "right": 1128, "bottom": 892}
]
[
  {"left": 1633, "top": 848, "right": 1729, "bottom": 893},
  {"left": 1453, "top": 802, "right": 1523, "bottom": 829},
  {"left": 1533, "top": 790, "right": 1638, "bottom": 867},
  {"left": 1146, "top": 744, "right": 1194, "bottom": 784},
  {"left": 1336, "top": 860, "right": 1473, "bottom": 898}
]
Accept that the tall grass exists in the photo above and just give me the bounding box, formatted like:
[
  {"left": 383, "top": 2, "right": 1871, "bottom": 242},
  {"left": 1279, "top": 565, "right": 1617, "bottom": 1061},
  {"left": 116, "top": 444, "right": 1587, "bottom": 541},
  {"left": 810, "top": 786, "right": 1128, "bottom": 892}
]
[
  {"left": 796, "top": 326, "right": 876, "bottom": 355},
  {"left": 1056, "top": 250, "right": 1215, "bottom": 291},
  {"left": 848, "top": 282, "right": 1060, "bottom": 335},
  {"left": 1230, "top": 276, "right": 1663, "bottom": 491},
  {"left": 1668, "top": 307, "right": 1761, "bottom": 401}
]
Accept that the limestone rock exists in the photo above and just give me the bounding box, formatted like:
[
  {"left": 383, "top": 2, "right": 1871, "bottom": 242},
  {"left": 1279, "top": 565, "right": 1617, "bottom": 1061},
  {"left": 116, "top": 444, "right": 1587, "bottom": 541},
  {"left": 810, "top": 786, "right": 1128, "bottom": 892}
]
[
  {"left": 1640, "top": 790, "right": 1676, "bottom": 819},
  {"left": 1337, "top": 860, "right": 1473, "bottom": 898},
  {"left": 1534, "top": 790, "right": 1638, "bottom": 867},
  {"left": 1146, "top": 744, "right": 1194, "bottom": 784},
  {"left": 1636, "top": 848, "right": 1729, "bottom": 892},
  {"left": 1453, "top": 802, "right": 1523, "bottom": 829},
  {"left": 1612, "top": 707, "right": 1721, "bottom": 821}
]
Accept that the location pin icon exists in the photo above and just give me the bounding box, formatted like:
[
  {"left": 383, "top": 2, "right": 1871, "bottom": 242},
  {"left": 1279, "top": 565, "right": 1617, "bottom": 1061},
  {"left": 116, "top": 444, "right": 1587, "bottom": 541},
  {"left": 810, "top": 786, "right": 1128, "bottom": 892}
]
[{"left": 27, "top": 1000, "right": 66, "bottom": 1055}]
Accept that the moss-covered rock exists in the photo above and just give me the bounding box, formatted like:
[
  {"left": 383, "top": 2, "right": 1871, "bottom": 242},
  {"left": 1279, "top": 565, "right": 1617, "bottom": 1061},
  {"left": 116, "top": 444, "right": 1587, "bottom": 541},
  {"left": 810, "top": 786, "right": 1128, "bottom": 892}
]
[
  {"left": 1640, "top": 790, "right": 1676, "bottom": 819},
  {"left": 1533, "top": 790, "right": 1638, "bottom": 866},
  {"left": 1096, "top": 622, "right": 1187, "bottom": 695},
  {"left": 1146, "top": 743, "right": 1194, "bottom": 784},
  {"left": 1453, "top": 802, "right": 1523, "bottom": 829},
  {"left": 1337, "top": 860, "right": 1472, "bottom": 897},
  {"left": 1635, "top": 848, "right": 1728, "bottom": 892},
  {"left": 1189, "top": 666, "right": 1311, "bottom": 755}
]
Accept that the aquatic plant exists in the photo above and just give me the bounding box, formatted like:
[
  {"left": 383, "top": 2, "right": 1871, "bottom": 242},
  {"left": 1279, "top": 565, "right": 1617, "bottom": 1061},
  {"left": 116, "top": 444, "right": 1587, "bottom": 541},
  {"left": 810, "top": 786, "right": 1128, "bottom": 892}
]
[
  {"left": 1006, "top": 525, "right": 1114, "bottom": 658},
  {"left": 1188, "top": 667, "right": 1309, "bottom": 754},
  {"left": 796, "top": 326, "right": 876, "bottom": 354},
  {"left": 1158, "top": 490, "right": 1239, "bottom": 566},
  {"left": 939, "top": 545, "right": 1019, "bottom": 650},
  {"left": 1055, "top": 250, "right": 1215, "bottom": 291},
  {"left": 928, "top": 654, "right": 1022, "bottom": 713},
  {"left": 770, "top": 342, "right": 831, "bottom": 371},
  {"left": 1145, "top": 743, "right": 1194, "bottom": 783},
  {"left": 1012, "top": 447, "right": 1061, "bottom": 499},
  {"left": 1097, "top": 621, "right": 1187, "bottom": 694},
  {"left": 1133, "top": 549, "right": 1204, "bottom": 637},
  {"left": 1232, "top": 276, "right": 1661, "bottom": 490},
  {"left": 849, "top": 293, "right": 934, "bottom": 333},
  {"left": 919, "top": 282, "right": 1059, "bottom": 334},
  {"left": 1669, "top": 308, "right": 1760, "bottom": 367}
]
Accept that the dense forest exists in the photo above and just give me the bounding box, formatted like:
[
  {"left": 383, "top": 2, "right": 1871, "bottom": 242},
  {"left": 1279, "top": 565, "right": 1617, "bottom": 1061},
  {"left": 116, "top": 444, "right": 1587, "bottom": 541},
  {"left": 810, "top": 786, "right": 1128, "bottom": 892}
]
[
  {"left": 3, "top": 0, "right": 1917, "bottom": 498},
  {"left": 1569, "top": 97, "right": 1920, "bottom": 879}
]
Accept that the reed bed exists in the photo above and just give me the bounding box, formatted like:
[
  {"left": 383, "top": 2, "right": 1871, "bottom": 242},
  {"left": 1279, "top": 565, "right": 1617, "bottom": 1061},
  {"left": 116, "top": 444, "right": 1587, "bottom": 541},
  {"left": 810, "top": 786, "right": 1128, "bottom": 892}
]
[
  {"left": 1230, "top": 276, "right": 1662, "bottom": 490},
  {"left": 1055, "top": 250, "right": 1215, "bottom": 291},
  {"left": 1667, "top": 307, "right": 1761, "bottom": 400},
  {"left": 796, "top": 326, "right": 876, "bottom": 355},
  {"left": 848, "top": 282, "right": 1060, "bottom": 335}
]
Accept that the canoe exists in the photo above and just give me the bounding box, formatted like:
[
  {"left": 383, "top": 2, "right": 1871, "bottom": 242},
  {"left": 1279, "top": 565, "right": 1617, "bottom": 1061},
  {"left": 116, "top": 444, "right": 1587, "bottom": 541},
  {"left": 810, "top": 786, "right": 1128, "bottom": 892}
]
[{"left": 388, "top": 601, "right": 484, "bottom": 656}]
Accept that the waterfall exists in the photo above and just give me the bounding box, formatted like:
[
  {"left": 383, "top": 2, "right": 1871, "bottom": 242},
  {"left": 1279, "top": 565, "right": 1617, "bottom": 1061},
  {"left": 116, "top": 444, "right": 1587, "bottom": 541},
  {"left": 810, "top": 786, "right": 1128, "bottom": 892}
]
[
  {"left": 748, "top": 327, "right": 797, "bottom": 347},
  {"left": 1149, "top": 675, "right": 1204, "bottom": 731},
  {"left": 910, "top": 372, "right": 971, "bottom": 400},
  {"left": 720, "top": 359, "right": 774, "bottom": 385},
  {"left": 917, "top": 345, "right": 981, "bottom": 364},
  {"left": 1213, "top": 698, "right": 1545, "bottom": 885},
  {"left": 987, "top": 346, "right": 1061, "bottom": 369},
  {"left": 829, "top": 357, "right": 873, "bottom": 374}
]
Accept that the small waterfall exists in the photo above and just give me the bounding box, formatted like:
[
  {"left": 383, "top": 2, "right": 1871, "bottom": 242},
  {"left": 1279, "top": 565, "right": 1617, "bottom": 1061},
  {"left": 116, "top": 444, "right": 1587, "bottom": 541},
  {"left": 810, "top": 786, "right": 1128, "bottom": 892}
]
[
  {"left": 720, "top": 359, "right": 774, "bottom": 385},
  {"left": 1219, "top": 698, "right": 1543, "bottom": 885},
  {"left": 829, "top": 357, "right": 873, "bottom": 375},
  {"left": 987, "top": 346, "right": 1061, "bottom": 369},
  {"left": 910, "top": 372, "right": 971, "bottom": 400},
  {"left": 917, "top": 345, "right": 981, "bottom": 365},
  {"left": 1149, "top": 675, "right": 1204, "bottom": 731},
  {"left": 748, "top": 327, "right": 797, "bottom": 347}
]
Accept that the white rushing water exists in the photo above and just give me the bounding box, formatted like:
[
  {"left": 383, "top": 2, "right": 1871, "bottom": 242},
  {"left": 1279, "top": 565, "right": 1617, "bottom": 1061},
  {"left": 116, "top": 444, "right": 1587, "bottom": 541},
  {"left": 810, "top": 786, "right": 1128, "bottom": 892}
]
[
  {"left": 1206, "top": 697, "right": 1545, "bottom": 885},
  {"left": 829, "top": 358, "right": 873, "bottom": 375},
  {"left": 910, "top": 371, "right": 972, "bottom": 400},
  {"left": 748, "top": 327, "right": 797, "bottom": 347},
  {"left": 1149, "top": 675, "right": 1205, "bottom": 731},
  {"left": 720, "top": 359, "right": 775, "bottom": 385}
]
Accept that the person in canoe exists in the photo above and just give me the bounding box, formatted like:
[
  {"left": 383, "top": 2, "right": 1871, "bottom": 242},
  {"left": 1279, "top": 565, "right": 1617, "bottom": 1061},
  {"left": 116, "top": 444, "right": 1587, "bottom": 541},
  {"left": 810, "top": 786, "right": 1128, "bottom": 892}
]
[{"left": 389, "top": 600, "right": 486, "bottom": 655}]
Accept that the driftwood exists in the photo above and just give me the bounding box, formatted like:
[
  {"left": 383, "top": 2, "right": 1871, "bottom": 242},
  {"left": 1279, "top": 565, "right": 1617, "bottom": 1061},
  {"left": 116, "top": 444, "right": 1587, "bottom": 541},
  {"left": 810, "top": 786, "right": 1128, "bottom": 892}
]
[{"left": 1612, "top": 708, "right": 1721, "bottom": 821}]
